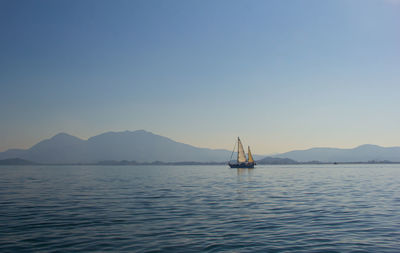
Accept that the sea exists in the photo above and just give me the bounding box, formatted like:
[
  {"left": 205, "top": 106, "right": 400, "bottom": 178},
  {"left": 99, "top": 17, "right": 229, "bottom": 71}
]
[{"left": 1, "top": 164, "right": 400, "bottom": 252}]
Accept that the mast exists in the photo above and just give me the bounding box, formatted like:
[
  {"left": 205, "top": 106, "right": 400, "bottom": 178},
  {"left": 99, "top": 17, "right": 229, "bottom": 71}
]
[
  {"left": 237, "top": 137, "right": 247, "bottom": 163},
  {"left": 248, "top": 146, "right": 254, "bottom": 163}
]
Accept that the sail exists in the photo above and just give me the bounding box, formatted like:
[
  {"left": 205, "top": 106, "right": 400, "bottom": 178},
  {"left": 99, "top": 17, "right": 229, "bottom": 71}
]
[
  {"left": 248, "top": 146, "right": 254, "bottom": 163},
  {"left": 237, "top": 137, "right": 247, "bottom": 163}
]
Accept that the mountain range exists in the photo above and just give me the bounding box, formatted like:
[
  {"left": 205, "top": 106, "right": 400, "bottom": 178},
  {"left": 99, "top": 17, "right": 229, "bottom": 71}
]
[
  {"left": 0, "top": 130, "right": 399, "bottom": 164},
  {"left": 0, "top": 130, "right": 240, "bottom": 164},
  {"left": 274, "top": 144, "right": 400, "bottom": 163}
]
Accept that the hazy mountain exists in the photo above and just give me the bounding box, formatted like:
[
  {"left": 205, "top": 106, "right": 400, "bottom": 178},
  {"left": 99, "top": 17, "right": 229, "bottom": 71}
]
[
  {"left": 0, "top": 158, "right": 37, "bottom": 165},
  {"left": 0, "top": 133, "right": 87, "bottom": 164},
  {"left": 257, "top": 157, "right": 298, "bottom": 164},
  {"left": 0, "top": 148, "right": 26, "bottom": 159},
  {"left": 274, "top": 144, "right": 400, "bottom": 162},
  {"left": 3, "top": 131, "right": 398, "bottom": 164},
  {"left": 23, "top": 133, "right": 87, "bottom": 163},
  {"left": 0, "top": 130, "right": 235, "bottom": 163},
  {"left": 83, "top": 130, "right": 234, "bottom": 163}
]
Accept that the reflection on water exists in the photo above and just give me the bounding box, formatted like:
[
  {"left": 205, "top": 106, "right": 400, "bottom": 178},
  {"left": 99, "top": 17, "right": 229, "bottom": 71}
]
[
  {"left": 1, "top": 164, "right": 400, "bottom": 252},
  {"left": 236, "top": 167, "right": 254, "bottom": 178}
]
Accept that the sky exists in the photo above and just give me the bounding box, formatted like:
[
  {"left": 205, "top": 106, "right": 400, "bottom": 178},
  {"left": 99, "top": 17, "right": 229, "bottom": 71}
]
[{"left": 0, "top": 0, "right": 399, "bottom": 154}]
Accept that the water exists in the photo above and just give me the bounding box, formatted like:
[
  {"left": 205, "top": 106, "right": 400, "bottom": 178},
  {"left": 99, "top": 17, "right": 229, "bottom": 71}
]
[{"left": 1, "top": 164, "right": 400, "bottom": 252}]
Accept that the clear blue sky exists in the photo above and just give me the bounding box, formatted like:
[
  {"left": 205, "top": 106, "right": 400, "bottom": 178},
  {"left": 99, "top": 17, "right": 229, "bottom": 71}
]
[{"left": 1, "top": 0, "right": 399, "bottom": 154}]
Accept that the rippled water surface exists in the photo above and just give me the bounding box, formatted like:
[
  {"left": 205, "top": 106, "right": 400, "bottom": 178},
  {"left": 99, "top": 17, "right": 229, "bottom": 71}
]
[{"left": 1, "top": 164, "right": 400, "bottom": 252}]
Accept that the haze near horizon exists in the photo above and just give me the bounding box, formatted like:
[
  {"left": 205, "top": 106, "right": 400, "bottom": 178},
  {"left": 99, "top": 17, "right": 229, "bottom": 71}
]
[{"left": 1, "top": 0, "right": 399, "bottom": 153}]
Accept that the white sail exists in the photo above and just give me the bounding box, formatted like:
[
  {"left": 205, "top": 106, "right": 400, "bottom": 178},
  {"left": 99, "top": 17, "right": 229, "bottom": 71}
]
[
  {"left": 248, "top": 146, "right": 254, "bottom": 163},
  {"left": 237, "top": 137, "right": 247, "bottom": 163}
]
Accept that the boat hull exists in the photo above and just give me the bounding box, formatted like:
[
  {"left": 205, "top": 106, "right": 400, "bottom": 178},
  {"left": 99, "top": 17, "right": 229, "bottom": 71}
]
[{"left": 228, "top": 162, "right": 255, "bottom": 168}]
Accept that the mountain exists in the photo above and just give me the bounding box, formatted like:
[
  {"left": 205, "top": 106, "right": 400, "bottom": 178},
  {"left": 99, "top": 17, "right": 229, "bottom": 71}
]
[
  {"left": 274, "top": 144, "right": 400, "bottom": 162},
  {"left": 84, "top": 130, "right": 235, "bottom": 163},
  {"left": 3, "top": 131, "right": 398, "bottom": 164},
  {"left": 23, "top": 133, "right": 87, "bottom": 163},
  {"left": 0, "top": 130, "right": 235, "bottom": 163},
  {"left": 257, "top": 157, "right": 298, "bottom": 164},
  {"left": 0, "top": 158, "right": 37, "bottom": 165}
]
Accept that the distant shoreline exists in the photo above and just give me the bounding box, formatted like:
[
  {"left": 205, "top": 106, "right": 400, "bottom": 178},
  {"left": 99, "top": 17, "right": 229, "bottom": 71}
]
[{"left": 1, "top": 158, "right": 400, "bottom": 166}]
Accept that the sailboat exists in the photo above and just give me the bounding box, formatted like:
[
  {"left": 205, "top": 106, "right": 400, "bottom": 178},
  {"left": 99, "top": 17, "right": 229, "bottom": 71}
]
[{"left": 228, "top": 137, "right": 256, "bottom": 168}]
